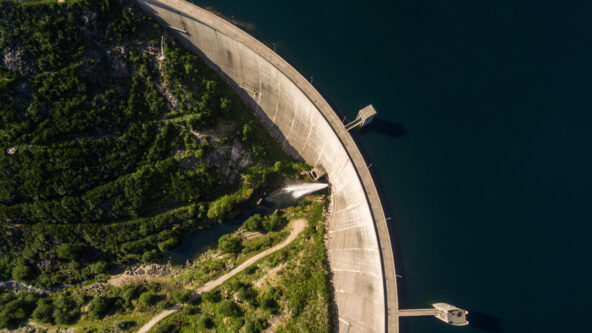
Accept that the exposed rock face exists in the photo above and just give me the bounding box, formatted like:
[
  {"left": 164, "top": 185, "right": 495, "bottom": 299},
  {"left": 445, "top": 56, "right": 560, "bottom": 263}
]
[
  {"left": 0, "top": 323, "right": 75, "bottom": 332},
  {"left": 121, "top": 262, "right": 180, "bottom": 277},
  {"left": 0, "top": 325, "right": 48, "bottom": 333},
  {"left": 106, "top": 46, "right": 129, "bottom": 77},
  {"left": 35, "top": 259, "right": 53, "bottom": 271},
  {"left": 79, "top": 282, "right": 106, "bottom": 294},
  {"left": 0, "top": 280, "right": 49, "bottom": 294},
  {"left": 2, "top": 47, "right": 29, "bottom": 73}
]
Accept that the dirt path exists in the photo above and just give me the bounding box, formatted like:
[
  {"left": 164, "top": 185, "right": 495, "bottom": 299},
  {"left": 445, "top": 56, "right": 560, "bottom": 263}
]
[{"left": 136, "top": 219, "right": 306, "bottom": 333}]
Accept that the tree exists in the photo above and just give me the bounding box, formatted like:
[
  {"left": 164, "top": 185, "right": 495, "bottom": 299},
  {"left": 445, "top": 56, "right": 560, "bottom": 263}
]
[
  {"left": 155, "top": 323, "right": 177, "bottom": 333},
  {"left": 11, "top": 263, "right": 34, "bottom": 281},
  {"left": 87, "top": 296, "right": 111, "bottom": 319},
  {"left": 262, "top": 213, "right": 280, "bottom": 232},
  {"left": 218, "top": 234, "right": 241, "bottom": 253},
  {"left": 236, "top": 285, "right": 257, "bottom": 305},
  {"left": 90, "top": 261, "right": 109, "bottom": 275},
  {"left": 261, "top": 287, "right": 280, "bottom": 313},
  {"left": 52, "top": 308, "right": 79, "bottom": 325},
  {"left": 32, "top": 299, "right": 54, "bottom": 324},
  {"left": 119, "top": 285, "right": 142, "bottom": 305},
  {"left": 142, "top": 250, "right": 161, "bottom": 263},
  {"left": 183, "top": 304, "right": 199, "bottom": 315},
  {"left": 52, "top": 294, "right": 79, "bottom": 324},
  {"left": 0, "top": 294, "right": 37, "bottom": 328},
  {"left": 138, "top": 291, "right": 156, "bottom": 307},
  {"left": 113, "top": 320, "right": 136, "bottom": 330},
  {"left": 56, "top": 243, "right": 85, "bottom": 261},
  {"left": 207, "top": 194, "right": 236, "bottom": 221},
  {"left": 217, "top": 300, "right": 241, "bottom": 317},
  {"left": 157, "top": 237, "right": 178, "bottom": 252},
  {"left": 243, "top": 214, "right": 262, "bottom": 231},
  {"left": 167, "top": 290, "right": 191, "bottom": 304},
  {"left": 201, "top": 290, "right": 220, "bottom": 303},
  {"left": 197, "top": 315, "right": 214, "bottom": 330},
  {"left": 243, "top": 319, "right": 266, "bottom": 333}
]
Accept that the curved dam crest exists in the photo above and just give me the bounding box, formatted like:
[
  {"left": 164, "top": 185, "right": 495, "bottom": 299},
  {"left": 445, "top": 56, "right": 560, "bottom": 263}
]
[{"left": 136, "top": 0, "right": 398, "bottom": 331}]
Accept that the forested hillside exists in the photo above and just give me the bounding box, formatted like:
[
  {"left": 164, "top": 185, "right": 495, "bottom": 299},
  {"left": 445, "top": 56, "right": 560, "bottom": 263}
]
[{"left": 0, "top": 0, "right": 304, "bottom": 287}]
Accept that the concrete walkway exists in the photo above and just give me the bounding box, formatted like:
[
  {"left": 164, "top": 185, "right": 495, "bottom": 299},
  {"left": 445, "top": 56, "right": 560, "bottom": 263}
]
[
  {"left": 136, "top": 219, "right": 307, "bottom": 333},
  {"left": 399, "top": 308, "right": 437, "bottom": 317}
]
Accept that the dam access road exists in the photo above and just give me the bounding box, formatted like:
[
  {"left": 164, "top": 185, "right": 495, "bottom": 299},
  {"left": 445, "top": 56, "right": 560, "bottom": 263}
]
[
  {"left": 136, "top": 0, "right": 399, "bottom": 331},
  {"left": 137, "top": 220, "right": 307, "bottom": 333}
]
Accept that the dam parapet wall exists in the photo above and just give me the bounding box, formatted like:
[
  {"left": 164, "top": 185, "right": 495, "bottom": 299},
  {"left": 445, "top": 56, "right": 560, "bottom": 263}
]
[{"left": 136, "top": 1, "right": 398, "bottom": 331}]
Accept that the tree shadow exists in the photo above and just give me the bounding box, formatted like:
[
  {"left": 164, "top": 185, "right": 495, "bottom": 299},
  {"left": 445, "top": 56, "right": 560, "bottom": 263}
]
[
  {"left": 358, "top": 118, "right": 408, "bottom": 139},
  {"left": 468, "top": 310, "right": 504, "bottom": 332}
]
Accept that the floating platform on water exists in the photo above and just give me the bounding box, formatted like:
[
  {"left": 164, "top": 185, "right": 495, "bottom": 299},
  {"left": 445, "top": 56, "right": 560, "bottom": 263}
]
[{"left": 399, "top": 303, "right": 469, "bottom": 326}]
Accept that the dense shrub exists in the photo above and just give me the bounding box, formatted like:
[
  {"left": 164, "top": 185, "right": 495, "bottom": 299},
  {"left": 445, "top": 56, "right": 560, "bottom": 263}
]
[
  {"left": 155, "top": 323, "right": 177, "bottom": 333},
  {"left": 201, "top": 290, "right": 221, "bottom": 303},
  {"left": 32, "top": 299, "right": 54, "bottom": 324},
  {"left": 90, "top": 261, "right": 109, "bottom": 275},
  {"left": 262, "top": 213, "right": 281, "bottom": 232},
  {"left": 261, "top": 287, "right": 280, "bottom": 313},
  {"left": 243, "top": 319, "right": 266, "bottom": 333},
  {"left": 56, "top": 243, "right": 86, "bottom": 261},
  {"left": 142, "top": 249, "right": 161, "bottom": 263},
  {"left": 119, "top": 285, "right": 143, "bottom": 305},
  {"left": 0, "top": 293, "right": 38, "bottom": 328},
  {"left": 157, "top": 237, "right": 178, "bottom": 252},
  {"left": 138, "top": 291, "right": 157, "bottom": 307},
  {"left": 244, "top": 265, "right": 258, "bottom": 275},
  {"left": 167, "top": 290, "right": 192, "bottom": 304},
  {"left": 11, "top": 264, "right": 34, "bottom": 282},
  {"left": 217, "top": 300, "right": 241, "bottom": 317},
  {"left": 243, "top": 214, "right": 263, "bottom": 231},
  {"left": 87, "top": 296, "right": 111, "bottom": 319},
  {"left": 52, "top": 294, "right": 79, "bottom": 325},
  {"left": 113, "top": 320, "right": 136, "bottom": 330},
  {"left": 197, "top": 315, "right": 214, "bottom": 330},
  {"left": 218, "top": 234, "right": 242, "bottom": 253},
  {"left": 207, "top": 194, "right": 237, "bottom": 221},
  {"left": 236, "top": 285, "right": 257, "bottom": 304},
  {"left": 183, "top": 304, "right": 200, "bottom": 315}
]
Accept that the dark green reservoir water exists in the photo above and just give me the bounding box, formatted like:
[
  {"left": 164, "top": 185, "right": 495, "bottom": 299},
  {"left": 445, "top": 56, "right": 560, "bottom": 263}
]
[{"left": 191, "top": 1, "right": 592, "bottom": 332}]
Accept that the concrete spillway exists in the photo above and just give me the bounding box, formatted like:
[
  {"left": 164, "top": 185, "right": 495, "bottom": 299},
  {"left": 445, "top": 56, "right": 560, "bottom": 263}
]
[{"left": 136, "top": 0, "right": 398, "bottom": 331}]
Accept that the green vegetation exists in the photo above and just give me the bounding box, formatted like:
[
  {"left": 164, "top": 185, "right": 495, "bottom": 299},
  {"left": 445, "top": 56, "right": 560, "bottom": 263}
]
[
  {"left": 0, "top": 1, "right": 332, "bottom": 331},
  {"left": 0, "top": 277, "right": 189, "bottom": 330},
  {"left": 242, "top": 212, "right": 281, "bottom": 233},
  {"left": 217, "top": 234, "right": 242, "bottom": 253},
  {"left": 177, "top": 216, "right": 291, "bottom": 288},
  {"left": 0, "top": 0, "right": 306, "bottom": 290},
  {"left": 160, "top": 196, "right": 332, "bottom": 332},
  {"left": 0, "top": 197, "right": 331, "bottom": 331}
]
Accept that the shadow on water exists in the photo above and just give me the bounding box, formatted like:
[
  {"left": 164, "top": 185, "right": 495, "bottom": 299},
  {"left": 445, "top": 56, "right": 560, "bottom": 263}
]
[
  {"left": 349, "top": 124, "right": 410, "bottom": 332},
  {"left": 468, "top": 310, "right": 504, "bottom": 332},
  {"left": 358, "top": 118, "right": 408, "bottom": 139}
]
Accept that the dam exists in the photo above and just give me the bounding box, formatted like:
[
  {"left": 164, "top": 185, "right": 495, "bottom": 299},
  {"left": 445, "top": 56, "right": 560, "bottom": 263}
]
[{"left": 136, "top": 0, "right": 398, "bottom": 331}]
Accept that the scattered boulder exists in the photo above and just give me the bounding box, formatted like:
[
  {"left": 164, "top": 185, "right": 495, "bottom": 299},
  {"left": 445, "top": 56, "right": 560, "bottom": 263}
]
[{"left": 2, "top": 47, "right": 29, "bottom": 73}]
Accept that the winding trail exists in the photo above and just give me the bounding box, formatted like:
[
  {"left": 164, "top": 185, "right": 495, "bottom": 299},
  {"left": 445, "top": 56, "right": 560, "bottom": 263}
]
[{"left": 137, "top": 219, "right": 307, "bottom": 333}]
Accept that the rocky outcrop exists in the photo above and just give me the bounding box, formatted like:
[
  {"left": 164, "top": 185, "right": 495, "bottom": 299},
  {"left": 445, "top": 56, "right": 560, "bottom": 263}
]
[
  {"left": 0, "top": 280, "right": 49, "bottom": 294},
  {"left": 2, "top": 47, "right": 29, "bottom": 73}
]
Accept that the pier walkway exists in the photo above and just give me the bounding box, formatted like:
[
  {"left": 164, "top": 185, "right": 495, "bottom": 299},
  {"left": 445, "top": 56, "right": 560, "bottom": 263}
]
[{"left": 399, "top": 308, "right": 438, "bottom": 317}]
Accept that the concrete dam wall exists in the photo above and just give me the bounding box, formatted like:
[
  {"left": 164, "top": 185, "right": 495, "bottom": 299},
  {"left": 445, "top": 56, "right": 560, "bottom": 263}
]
[{"left": 136, "top": 0, "right": 398, "bottom": 331}]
